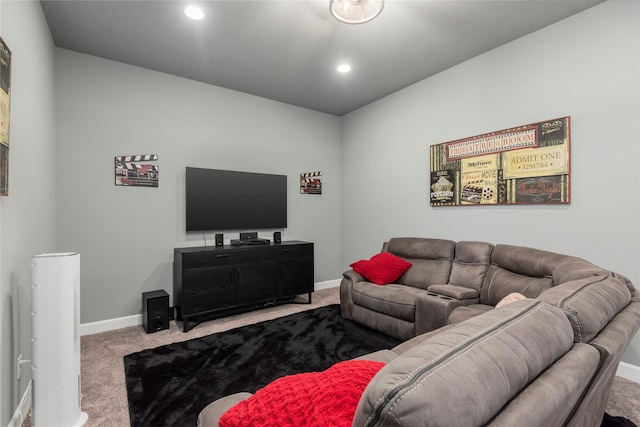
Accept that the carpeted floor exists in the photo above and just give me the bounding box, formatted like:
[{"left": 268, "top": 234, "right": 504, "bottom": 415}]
[{"left": 21, "top": 287, "right": 640, "bottom": 427}]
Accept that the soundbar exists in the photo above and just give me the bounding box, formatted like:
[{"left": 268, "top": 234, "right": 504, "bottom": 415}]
[{"left": 230, "top": 238, "right": 271, "bottom": 246}]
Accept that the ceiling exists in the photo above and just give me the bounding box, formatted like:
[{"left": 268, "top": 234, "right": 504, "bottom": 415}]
[{"left": 40, "top": 0, "right": 605, "bottom": 116}]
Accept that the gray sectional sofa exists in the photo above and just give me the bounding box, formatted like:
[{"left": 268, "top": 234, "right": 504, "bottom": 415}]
[
  {"left": 198, "top": 237, "right": 640, "bottom": 427},
  {"left": 340, "top": 237, "right": 631, "bottom": 341}
]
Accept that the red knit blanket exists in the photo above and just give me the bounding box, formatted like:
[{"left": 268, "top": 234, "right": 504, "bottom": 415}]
[{"left": 219, "top": 359, "right": 385, "bottom": 427}]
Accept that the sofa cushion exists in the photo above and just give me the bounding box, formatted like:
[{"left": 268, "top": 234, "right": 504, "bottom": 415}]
[
  {"left": 482, "top": 265, "right": 554, "bottom": 306},
  {"left": 351, "top": 282, "right": 421, "bottom": 322},
  {"left": 384, "top": 237, "right": 455, "bottom": 289},
  {"left": 490, "top": 244, "right": 569, "bottom": 277},
  {"left": 551, "top": 256, "right": 608, "bottom": 285},
  {"left": 354, "top": 299, "right": 574, "bottom": 427},
  {"left": 350, "top": 252, "right": 412, "bottom": 285},
  {"left": 351, "top": 305, "right": 416, "bottom": 341},
  {"left": 448, "top": 241, "right": 493, "bottom": 291},
  {"left": 448, "top": 294, "right": 532, "bottom": 324},
  {"left": 385, "top": 237, "right": 455, "bottom": 260},
  {"left": 537, "top": 274, "right": 631, "bottom": 343},
  {"left": 219, "top": 360, "right": 385, "bottom": 427},
  {"left": 479, "top": 244, "right": 572, "bottom": 305},
  {"left": 447, "top": 303, "right": 494, "bottom": 323}
]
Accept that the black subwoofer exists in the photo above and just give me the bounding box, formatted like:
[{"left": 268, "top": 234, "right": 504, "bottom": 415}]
[{"left": 142, "top": 290, "right": 169, "bottom": 333}]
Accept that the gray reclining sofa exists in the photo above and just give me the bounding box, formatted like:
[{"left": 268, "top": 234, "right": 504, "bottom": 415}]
[{"left": 198, "top": 238, "right": 640, "bottom": 427}]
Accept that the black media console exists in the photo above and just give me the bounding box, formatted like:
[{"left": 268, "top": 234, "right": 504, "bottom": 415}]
[{"left": 173, "top": 240, "right": 314, "bottom": 332}]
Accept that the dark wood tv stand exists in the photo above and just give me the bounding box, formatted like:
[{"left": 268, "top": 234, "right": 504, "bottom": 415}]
[{"left": 173, "top": 240, "right": 314, "bottom": 332}]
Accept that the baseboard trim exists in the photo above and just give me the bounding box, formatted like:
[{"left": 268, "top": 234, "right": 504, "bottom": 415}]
[
  {"left": 80, "top": 314, "right": 142, "bottom": 336},
  {"left": 80, "top": 279, "right": 342, "bottom": 336},
  {"left": 314, "top": 278, "right": 340, "bottom": 290},
  {"left": 616, "top": 361, "right": 640, "bottom": 384},
  {"left": 8, "top": 381, "right": 31, "bottom": 427}
]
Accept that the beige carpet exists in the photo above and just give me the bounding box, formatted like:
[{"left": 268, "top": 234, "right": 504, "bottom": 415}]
[{"left": 22, "top": 287, "right": 640, "bottom": 426}]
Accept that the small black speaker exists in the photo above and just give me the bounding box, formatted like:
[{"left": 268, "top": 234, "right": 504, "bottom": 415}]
[
  {"left": 142, "top": 290, "right": 169, "bottom": 333},
  {"left": 215, "top": 233, "right": 224, "bottom": 246},
  {"left": 273, "top": 231, "right": 281, "bottom": 244}
]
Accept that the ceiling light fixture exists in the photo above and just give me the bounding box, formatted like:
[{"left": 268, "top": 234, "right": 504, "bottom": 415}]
[
  {"left": 184, "top": 5, "right": 205, "bottom": 21},
  {"left": 337, "top": 64, "right": 352, "bottom": 73},
  {"left": 330, "top": 0, "right": 384, "bottom": 24}
]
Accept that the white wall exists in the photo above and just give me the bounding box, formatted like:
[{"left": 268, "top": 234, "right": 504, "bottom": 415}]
[
  {"left": 54, "top": 50, "right": 342, "bottom": 323},
  {"left": 0, "top": 1, "right": 56, "bottom": 425},
  {"left": 341, "top": 0, "right": 640, "bottom": 365}
]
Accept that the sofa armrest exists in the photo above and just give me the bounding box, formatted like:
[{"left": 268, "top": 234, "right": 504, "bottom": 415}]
[
  {"left": 391, "top": 323, "right": 457, "bottom": 354},
  {"left": 353, "top": 349, "right": 398, "bottom": 363},
  {"left": 564, "top": 299, "right": 640, "bottom": 427},
  {"left": 340, "top": 269, "right": 364, "bottom": 320},
  {"left": 428, "top": 284, "right": 479, "bottom": 299},
  {"left": 342, "top": 269, "right": 365, "bottom": 283},
  {"left": 415, "top": 291, "right": 479, "bottom": 335},
  {"left": 197, "top": 392, "right": 253, "bottom": 427},
  {"left": 611, "top": 271, "right": 636, "bottom": 297}
]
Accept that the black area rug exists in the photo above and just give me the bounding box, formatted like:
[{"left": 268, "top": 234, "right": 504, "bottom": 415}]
[
  {"left": 124, "top": 304, "right": 636, "bottom": 427},
  {"left": 603, "top": 413, "right": 639, "bottom": 427},
  {"left": 124, "top": 304, "right": 401, "bottom": 427}
]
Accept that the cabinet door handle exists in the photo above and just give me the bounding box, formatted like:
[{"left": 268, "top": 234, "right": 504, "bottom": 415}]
[{"left": 216, "top": 254, "right": 230, "bottom": 258}]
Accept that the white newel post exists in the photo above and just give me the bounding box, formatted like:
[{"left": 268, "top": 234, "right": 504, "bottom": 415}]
[{"left": 31, "top": 252, "right": 88, "bottom": 427}]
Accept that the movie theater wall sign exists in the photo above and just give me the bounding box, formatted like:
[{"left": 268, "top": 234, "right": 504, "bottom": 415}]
[
  {"left": 430, "top": 116, "right": 570, "bottom": 206},
  {"left": 0, "top": 38, "right": 12, "bottom": 196}
]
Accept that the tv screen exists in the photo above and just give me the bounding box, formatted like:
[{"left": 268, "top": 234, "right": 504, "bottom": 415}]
[{"left": 185, "top": 167, "right": 287, "bottom": 232}]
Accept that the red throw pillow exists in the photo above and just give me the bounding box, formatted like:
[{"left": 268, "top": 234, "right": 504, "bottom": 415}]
[
  {"left": 350, "top": 252, "right": 412, "bottom": 285},
  {"left": 219, "top": 359, "right": 385, "bottom": 427}
]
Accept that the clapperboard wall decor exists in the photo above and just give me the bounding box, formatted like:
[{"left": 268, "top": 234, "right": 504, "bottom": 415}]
[
  {"left": 115, "top": 154, "right": 159, "bottom": 187},
  {"left": 300, "top": 171, "right": 322, "bottom": 195}
]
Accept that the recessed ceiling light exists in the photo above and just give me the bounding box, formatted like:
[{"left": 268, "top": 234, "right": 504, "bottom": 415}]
[
  {"left": 184, "top": 5, "right": 205, "bottom": 20},
  {"left": 337, "top": 64, "right": 352, "bottom": 73}
]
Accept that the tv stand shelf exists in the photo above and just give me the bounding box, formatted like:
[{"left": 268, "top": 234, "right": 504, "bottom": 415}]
[{"left": 173, "top": 240, "right": 314, "bottom": 332}]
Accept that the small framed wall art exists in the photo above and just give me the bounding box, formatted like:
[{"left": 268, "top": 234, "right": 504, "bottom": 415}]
[
  {"left": 300, "top": 171, "right": 322, "bottom": 195},
  {"left": 115, "top": 154, "right": 159, "bottom": 187}
]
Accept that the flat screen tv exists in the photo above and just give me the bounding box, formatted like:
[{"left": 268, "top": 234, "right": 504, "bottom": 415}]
[{"left": 185, "top": 167, "right": 287, "bottom": 232}]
